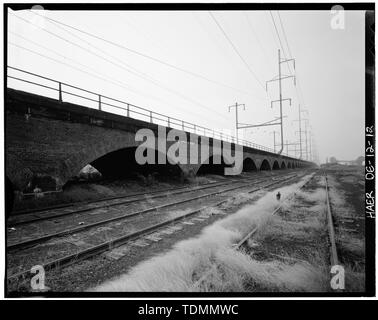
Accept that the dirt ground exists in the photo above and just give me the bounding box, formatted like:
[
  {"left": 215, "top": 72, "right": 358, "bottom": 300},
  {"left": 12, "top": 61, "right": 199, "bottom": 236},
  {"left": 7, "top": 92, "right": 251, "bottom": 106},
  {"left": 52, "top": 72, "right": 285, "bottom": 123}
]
[
  {"left": 247, "top": 165, "right": 365, "bottom": 292},
  {"left": 323, "top": 164, "right": 365, "bottom": 292},
  {"left": 12, "top": 175, "right": 218, "bottom": 212},
  {"left": 7, "top": 167, "right": 366, "bottom": 294},
  {"left": 7, "top": 172, "right": 303, "bottom": 293},
  {"left": 245, "top": 174, "right": 330, "bottom": 292}
]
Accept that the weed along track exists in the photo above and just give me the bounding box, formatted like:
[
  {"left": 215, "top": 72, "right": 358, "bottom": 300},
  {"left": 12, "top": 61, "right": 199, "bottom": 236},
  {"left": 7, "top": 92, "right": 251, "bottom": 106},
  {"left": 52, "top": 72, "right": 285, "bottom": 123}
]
[
  {"left": 156, "top": 169, "right": 362, "bottom": 293},
  {"left": 192, "top": 173, "right": 316, "bottom": 290},
  {"left": 7, "top": 170, "right": 306, "bottom": 287},
  {"left": 8, "top": 174, "right": 257, "bottom": 226},
  {"left": 190, "top": 169, "right": 364, "bottom": 293},
  {"left": 7, "top": 171, "right": 293, "bottom": 250},
  {"left": 227, "top": 172, "right": 335, "bottom": 292},
  {"left": 322, "top": 167, "right": 365, "bottom": 292}
]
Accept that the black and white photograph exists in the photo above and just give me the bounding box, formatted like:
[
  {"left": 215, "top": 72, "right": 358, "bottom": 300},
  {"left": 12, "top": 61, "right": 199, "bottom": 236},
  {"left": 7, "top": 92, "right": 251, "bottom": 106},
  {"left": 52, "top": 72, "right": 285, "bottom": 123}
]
[{"left": 1, "top": 1, "right": 375, "bottom": 300}]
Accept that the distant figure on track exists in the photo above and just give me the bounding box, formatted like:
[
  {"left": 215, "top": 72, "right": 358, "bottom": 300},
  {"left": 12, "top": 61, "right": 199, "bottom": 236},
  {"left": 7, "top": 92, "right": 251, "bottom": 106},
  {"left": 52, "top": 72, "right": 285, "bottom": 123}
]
[
  {"left": 276, "top": 191, "right": 281, "bottom": 201},
  {"left": 33, "top": 185, "right": 43, "bottom": 199}
]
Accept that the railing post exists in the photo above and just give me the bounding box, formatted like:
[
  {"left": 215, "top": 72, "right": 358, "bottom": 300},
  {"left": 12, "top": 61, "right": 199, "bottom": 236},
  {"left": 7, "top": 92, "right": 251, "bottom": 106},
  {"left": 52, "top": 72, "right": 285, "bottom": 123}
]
[
  {"left": 150, "top": 111, "right": 153, "bottom": 123},
  {"left": 194, "top": 124, "right": 196, "bottom": 134},
  {"left": 58, "top": 82, "right": 62, "bottom": 102},
  {"left": 168, "top": 117, "right": 171, "bottom": 128},
  {"left": 99, "top": 95, "right": 102, "bottom": 111},
  {"left": 220, "top": 132, "right": 223, "bottom": 140},
  {"left": 127, "top": 104, "right": 130, "bottom": 117},
  {"left": 182, "top": 120, "right": 185, "bottom": 130}
]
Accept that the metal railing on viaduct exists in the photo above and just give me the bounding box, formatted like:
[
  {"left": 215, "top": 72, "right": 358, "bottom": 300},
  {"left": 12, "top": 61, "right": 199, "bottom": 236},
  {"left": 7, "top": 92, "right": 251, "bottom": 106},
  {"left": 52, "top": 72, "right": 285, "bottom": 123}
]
[{"left": 7, "top": 66, "right": 282, "bottom": 155}]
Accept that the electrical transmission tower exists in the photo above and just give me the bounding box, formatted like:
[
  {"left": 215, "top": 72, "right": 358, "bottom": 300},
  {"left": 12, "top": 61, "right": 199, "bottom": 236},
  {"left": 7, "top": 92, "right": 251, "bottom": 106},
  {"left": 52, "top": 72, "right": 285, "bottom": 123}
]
[
  {"left": 228, "top": 102, "right": 245, "bottom": 144},
  {"left": 227, "top": 50, "right": 296, "bottom": 155},
  {"left": 292, "top": 105, "right": 308, "bottom": 159},
  {"left": 302, "top": 119, "right": 310, "bottom": 160},
  {"left": 265, "top": 49, "right": 296, "bottom": 154},
  {"left": 270, "top": 130, "right": 279, "bottom": 153}
]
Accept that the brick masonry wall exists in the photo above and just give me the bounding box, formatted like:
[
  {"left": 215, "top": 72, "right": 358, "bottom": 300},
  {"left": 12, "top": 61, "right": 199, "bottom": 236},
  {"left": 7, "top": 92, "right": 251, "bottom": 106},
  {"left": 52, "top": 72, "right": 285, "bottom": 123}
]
[{"left": 5, "top": 89, "right": 306, "bottom": 191}]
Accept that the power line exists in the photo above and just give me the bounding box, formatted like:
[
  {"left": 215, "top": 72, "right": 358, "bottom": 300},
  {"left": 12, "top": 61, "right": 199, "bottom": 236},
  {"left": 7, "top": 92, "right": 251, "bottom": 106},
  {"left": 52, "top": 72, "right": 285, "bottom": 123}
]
[
  {"left": 24, "top": 9, "right": 255, "bottom": 97},
  {"left": 9, "top": 11, "right": 231, "bottom": 123},
  {"left": 243, "top": 12, "right": 270, "bottom": 70},
  {"left": 208, "top": 11, "right": 266, "bottom": 91},
  {"left": 8, "top": 42, "right": 162, "bottom": 102},
  {"left": 9, "top": 42, "right": 222, "bottom": 126},
  {"left": 269, "top": 11, "right": 288, "bottom": 60},
  {"left": 191, "top": 11, "right": 266, "bottom": 101},
  {"left": 28, "top": 10, "right": 166, "bottom": 81},
  {"left": 277, "top": 12, "right": 293, "bottom": 59},
  {"left": 275, "top": 12, "right": 308, "bottom": 119},
  {"left": 9, "top": 32, "right": 207, "bottom": 119},
  {"left": 266, "top": 11, "right": 283, "bottom": 55}
]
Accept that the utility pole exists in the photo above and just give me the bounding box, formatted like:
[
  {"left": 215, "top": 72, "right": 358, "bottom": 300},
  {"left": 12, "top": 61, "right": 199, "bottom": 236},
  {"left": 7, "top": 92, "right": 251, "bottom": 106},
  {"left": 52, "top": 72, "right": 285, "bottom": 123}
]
[
  {"left": 309, "top": 131, "right": 313, "bottom": 162},
  {"left": 298, "top": 104, "right": 302, "bottom": 158},
  {"left": 231, "top": 49, "right": 295, "bottom": 154},
  {"left": 266, "top": 49, "right": 296, "bottom": 154},
  {"left": 270, "top": 130, "right": 279, "bottom": 152},
  {"left": 292, "top": 106, "right": 308, "bottom": 159},
  {"left": 228, "top": 102, "right": 245, "bottom": 144},
  {"left": 287, "top": 144, "right": 298, "bottom": 157},
  {"left": 303, "top": 119, "right": 309, "bottom": 160},
  {"left": 281, "top": 141, "right": 300, "bottom": 158}
]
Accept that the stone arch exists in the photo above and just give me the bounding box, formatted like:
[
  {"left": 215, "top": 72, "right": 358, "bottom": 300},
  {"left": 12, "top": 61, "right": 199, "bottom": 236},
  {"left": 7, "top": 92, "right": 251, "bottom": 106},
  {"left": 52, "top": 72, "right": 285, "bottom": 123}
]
[
  {"left": 5, "top": 176, "right": 15, "bottom": 219},
  {"left": 196, "top": 151, "right": 235, "bottom": 176},
  {"left": 260, "top": 159, "right": 271, "bottom": 170},
  {"left": 6, "top": 154, "right": 35, "bottom": 192},
  {"left": 281, "top": 161, "right": 287, "bottom": 169},
  {"left": 87, "top": 146, "right": 184, "bottom": 182},
  {"left": 61, "top": 133, "right": 140, "bottom": 186},
  {"left": 272, "top": 160, "right": 280, "bottom": 170},
  {"left": 243, "top": 156, "right": 258, "bottom": 172}
]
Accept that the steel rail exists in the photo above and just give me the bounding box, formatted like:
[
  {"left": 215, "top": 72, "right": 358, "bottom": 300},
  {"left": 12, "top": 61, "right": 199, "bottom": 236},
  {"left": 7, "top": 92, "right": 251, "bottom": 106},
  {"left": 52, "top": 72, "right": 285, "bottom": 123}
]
[
  {"left": 7, "top": 172, "right": 301, "bottom": 283},
  {"left": 7, "top": 66, "right": 285, "bottom": 155},
  {"left": 9, "top": 175, "right": 290, "bottom": 251},
  {"left": 9, "top": 179, "right": 237, "bottom": 226},
  {"left": 324, "top": 173, "right": 339, "bottom": 266},
  {"left": 11, "top": 178, "right": 228, "bottom": 217},
  {"left": 8, "top": 173, "right": 276, "bottom": 226},
  {"left": 235, "top": 172, "right": 315, "bottom": 249},
  {"left": 192, "top": 171, "right": 315, "bottom": 288}
]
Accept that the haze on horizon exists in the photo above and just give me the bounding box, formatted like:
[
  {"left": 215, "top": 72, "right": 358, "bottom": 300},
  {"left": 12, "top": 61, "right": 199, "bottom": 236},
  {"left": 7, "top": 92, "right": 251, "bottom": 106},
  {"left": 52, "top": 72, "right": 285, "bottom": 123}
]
[{"left": 7, "top": 8, "right": 366, "bottom": 164}]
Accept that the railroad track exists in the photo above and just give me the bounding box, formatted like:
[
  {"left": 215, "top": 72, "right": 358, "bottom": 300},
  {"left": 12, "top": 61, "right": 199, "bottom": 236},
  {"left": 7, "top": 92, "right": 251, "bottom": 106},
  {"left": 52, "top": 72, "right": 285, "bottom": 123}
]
[
  {"left": 193, "top": 171, "right": 348, "bottom": 292},
  {"left": 235, "top": 172, "right": 316, "bottom": 249},
  {"left": 324, "top": 173, "right": 339, "bottom": 267},
  {"left": 7, "top": 170, "right": 306, "bottom": 283},
  {"left": 8, "top": 172, "right": 281, "bottom": 226},
  {"left": 10, "top": 177, "right": 231, "bottom": 217},
  {"left": 192, "top": 172, "right": 316, "bottom": 287},
  {"left": 8, "top": 171, "right": 297, "bottom": 250},
  {"left": 7, "top": 175, "right": 268, "bottom": 250},
  {"left": 235, "top": 172, "right": 342, "bottom": 290}
]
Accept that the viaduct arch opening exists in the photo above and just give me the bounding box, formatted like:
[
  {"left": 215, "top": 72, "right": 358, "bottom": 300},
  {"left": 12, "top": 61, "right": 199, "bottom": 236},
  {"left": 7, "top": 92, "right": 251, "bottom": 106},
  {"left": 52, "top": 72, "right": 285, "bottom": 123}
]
[
  {"left": 243, "top": 158, "right": 258, "bottom": 172},
  {"left": 272, "top": 160, "right": 280, "bottom": 170},
  {"left": 5, "top": 176, "right": 14, "bottom": 219},
  {"left": 68, "top": 147, "right": 184, "bottom": 187},
  {"left": 260, "top": 159, "right": 271, "bottom": 171},
  {"left": 197, "top": 155, "right": 233, "bottom": 176}
]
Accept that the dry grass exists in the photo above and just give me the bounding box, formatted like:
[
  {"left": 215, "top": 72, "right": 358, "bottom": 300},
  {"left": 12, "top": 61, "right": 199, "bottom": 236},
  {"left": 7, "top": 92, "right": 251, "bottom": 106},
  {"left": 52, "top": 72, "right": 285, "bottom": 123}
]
[
  {"left": 89, "top": 174, "right": 327, "bottom": 292},
  {"left": 343, "top": 264, "right": 365, "bottom": 292}
]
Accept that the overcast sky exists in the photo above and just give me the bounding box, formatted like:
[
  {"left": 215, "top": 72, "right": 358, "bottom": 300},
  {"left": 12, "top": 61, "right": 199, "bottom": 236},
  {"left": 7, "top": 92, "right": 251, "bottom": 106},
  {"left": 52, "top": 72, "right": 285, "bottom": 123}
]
[{"left": 7, "top": 8, "right": 365, "bottom": 163}]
